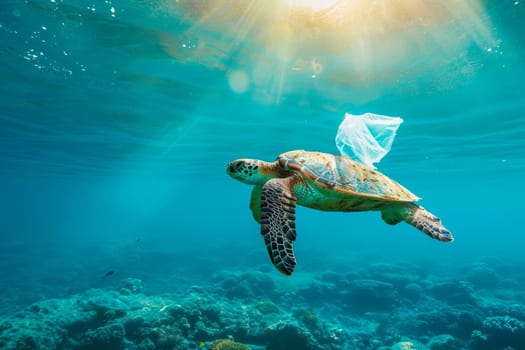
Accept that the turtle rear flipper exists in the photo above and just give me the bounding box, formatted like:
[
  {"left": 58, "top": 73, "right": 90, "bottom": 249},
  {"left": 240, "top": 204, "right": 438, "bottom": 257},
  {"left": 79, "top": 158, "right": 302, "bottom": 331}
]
[
  {"left": 382, "top": 204, "right": 454, "bottom": 242},
  {"left": 260, "top": 177, "right": 299, "bottom": 276}
]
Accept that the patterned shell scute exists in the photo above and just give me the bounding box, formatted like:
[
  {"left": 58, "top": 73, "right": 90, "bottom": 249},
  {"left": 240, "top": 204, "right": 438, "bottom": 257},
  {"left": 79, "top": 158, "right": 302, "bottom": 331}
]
[{"left": 279, "top": 150, "right": 419, "bottom": 202}]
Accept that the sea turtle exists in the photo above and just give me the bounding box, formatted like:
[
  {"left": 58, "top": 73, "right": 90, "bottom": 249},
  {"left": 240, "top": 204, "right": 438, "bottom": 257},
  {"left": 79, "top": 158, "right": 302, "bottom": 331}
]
[{"left": 227, "top": 150, "right": 453, "bottom": 276}]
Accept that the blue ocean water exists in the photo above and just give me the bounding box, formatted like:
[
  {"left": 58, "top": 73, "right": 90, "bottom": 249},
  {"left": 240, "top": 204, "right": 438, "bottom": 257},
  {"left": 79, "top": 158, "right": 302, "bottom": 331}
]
[{"left": 1, "top": 1, "right": 524, "bottom": 349}]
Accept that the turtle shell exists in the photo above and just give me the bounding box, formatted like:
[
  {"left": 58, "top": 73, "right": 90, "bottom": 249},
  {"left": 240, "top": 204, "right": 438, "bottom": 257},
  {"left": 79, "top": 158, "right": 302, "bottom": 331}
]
[{"left": 278, "top": 150, "right": 419, "bottom": 202}]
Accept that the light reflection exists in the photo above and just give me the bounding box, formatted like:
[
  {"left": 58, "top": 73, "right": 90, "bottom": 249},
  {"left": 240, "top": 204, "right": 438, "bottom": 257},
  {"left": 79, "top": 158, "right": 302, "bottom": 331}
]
[
  {"left": 166, "top": 0, "right": 499, "bottom": 104},
  {"left": 227, "top": 69, "right": 250, "bottom": 94},
  {"left": 286, "top": 0, "right": 341, "bottom": 11}
]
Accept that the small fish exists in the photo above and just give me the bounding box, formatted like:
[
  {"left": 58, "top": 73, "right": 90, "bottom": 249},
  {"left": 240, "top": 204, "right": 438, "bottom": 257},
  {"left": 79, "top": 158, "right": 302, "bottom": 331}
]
[
  {"left": 102, "top": 270, "right": 115, "bottom": 278},
  {"left": 199, "top": 341, "right": 205, "bottom": 348}
]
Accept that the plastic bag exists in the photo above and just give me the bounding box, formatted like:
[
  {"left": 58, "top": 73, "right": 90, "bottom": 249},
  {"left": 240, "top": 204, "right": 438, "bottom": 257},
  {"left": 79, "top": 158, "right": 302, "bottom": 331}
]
[{"left": 335, "top": 112, "right": 403, "bottom": 169}]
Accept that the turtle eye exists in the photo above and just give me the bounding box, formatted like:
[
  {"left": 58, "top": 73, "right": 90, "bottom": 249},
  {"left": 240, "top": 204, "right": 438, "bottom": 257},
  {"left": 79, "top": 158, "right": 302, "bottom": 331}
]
[
  {"left": 278, "top": 158, "right": 288, "bottom": 169},
  {"left": 228, "top": 160, "right": 245, "bottom": 173}
]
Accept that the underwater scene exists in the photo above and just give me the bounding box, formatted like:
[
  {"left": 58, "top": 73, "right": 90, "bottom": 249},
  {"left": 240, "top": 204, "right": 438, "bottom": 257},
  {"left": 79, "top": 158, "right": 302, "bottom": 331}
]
[{"left": 1, "top": 0, "right": 524, "bottom": 349}]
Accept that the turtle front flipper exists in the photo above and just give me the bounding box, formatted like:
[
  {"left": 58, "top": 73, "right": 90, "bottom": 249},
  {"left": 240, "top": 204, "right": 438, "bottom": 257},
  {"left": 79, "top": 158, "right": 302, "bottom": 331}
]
[
  {"left": 250, "top": 185, "right": 262, "bottom": 224},
  {"left": 260, "top": 177, "right": 299, "bottom": 276},
  {"left": 383, "top": 204, "right": 454, "bottom": 242}
]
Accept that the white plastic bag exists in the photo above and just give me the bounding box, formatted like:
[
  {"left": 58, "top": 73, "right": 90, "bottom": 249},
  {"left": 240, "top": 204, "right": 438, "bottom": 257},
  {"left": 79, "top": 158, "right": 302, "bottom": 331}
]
[{"left": 335, "top": 112, "right": 403, "bottom": 169}]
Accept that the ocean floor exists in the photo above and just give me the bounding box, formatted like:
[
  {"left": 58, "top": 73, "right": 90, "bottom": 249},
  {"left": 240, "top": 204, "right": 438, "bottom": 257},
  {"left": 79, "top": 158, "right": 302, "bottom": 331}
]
[{"left": 1, "top": 250, "right": 524, "bottom": 350}]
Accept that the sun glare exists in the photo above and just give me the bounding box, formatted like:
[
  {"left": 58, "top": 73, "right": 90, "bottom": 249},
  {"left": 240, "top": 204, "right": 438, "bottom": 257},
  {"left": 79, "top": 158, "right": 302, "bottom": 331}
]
[
  {"left": 285, "top": 0, "right": 341, "bottom": 11},
  {"left": 166, "top": 0, "right": 498, "bottom": 104}
]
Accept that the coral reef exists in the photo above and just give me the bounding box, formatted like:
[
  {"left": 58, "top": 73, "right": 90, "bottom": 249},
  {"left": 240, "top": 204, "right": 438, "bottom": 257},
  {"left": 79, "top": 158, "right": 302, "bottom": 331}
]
[
  {"left": 427, "top": 334, "right": 460, "bottom": 350},
  {"left": 209, "top": 339, "right": 252, "bottom": 350},
  {"left": 254, "top": 300, "right": 280, "bottom": 315},
  {"left": 343, "top": 279, "right": 401, "bottom": 313},
  {"left": 0, "top": 257, "right": 524, "bottom": 350},
  {"left": 119, "top": 278, "right": 143, "bottom": 295}
]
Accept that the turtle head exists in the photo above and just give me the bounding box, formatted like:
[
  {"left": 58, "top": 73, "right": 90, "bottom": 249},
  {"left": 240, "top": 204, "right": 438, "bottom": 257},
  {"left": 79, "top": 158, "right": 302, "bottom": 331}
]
[{"left": 227, "top": 159, "right": 275, "bottom": 185}]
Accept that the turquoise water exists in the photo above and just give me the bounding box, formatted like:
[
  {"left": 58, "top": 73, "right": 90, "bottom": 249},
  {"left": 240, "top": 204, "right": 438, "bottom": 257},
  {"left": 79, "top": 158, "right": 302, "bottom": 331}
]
[{"left": 1, "top": 1, "right": 525, "bottom": 349}]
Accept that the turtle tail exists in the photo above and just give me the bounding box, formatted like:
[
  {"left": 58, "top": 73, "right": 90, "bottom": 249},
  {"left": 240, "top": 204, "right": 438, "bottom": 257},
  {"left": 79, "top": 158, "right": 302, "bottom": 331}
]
[{"left": 382, "top": 204, "right": 454, "bottom": 242}]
